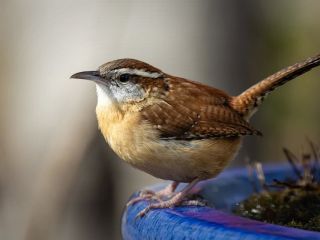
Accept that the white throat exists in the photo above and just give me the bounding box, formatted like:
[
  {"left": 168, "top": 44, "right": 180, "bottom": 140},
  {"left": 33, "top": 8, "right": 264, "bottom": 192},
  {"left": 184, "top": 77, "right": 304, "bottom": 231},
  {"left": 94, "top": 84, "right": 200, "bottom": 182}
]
[{"left": 96, "top": 84, "right": 112, "bottom": 107}]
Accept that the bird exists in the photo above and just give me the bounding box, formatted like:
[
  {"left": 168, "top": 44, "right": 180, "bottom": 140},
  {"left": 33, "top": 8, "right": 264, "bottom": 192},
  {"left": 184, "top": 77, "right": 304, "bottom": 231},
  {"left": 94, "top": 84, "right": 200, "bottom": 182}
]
[{"left": 71, "top": 53, "right": 320, "bottom": 217}]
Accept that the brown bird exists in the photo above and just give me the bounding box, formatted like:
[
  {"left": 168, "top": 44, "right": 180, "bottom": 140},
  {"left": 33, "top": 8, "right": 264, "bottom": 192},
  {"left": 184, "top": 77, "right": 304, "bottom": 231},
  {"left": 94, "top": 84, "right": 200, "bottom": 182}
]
[{"left": 71, "top": 53, "right": 320, "bottom": 217}]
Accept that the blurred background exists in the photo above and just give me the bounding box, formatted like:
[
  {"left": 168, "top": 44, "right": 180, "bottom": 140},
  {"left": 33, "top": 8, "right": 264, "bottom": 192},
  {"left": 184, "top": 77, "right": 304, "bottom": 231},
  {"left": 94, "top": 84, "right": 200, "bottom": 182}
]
[{"left": 1, "top": 0, "right": 320, "bottom": 239}]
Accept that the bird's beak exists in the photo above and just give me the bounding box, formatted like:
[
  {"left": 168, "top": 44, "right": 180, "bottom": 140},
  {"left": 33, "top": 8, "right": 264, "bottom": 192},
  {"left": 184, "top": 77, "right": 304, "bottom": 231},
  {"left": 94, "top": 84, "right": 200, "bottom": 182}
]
[{"left": 70, "top": 71, "right": 103, "bottom": 83}]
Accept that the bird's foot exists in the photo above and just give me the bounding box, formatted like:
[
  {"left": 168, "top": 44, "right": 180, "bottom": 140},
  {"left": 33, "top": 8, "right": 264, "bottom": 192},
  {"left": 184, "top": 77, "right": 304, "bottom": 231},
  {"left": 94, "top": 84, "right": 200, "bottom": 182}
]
[
  {"left": 136, "top": 194, "right": 207, "bottom": 218},
  {"left": 127, "top": 181, "right": 179, "bottom": 207},
  {"left": 136, "top": 178, "right": 201, "bottom": 218},
  {"left": 136, "top": 191, "right": 185, "bottom": 218},
  {"left": 126, "top": 190, "right": 162, "bottom": 207},
  {"left": 155, "top": 182, "right": 179, "bottom": 199}
]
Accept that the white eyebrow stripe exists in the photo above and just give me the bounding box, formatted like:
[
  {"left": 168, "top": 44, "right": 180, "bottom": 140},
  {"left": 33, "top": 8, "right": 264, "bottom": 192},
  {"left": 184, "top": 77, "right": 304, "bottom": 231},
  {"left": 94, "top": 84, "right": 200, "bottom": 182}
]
[{"left": 112, "top": 68, "right": 163, "bottom": 78}]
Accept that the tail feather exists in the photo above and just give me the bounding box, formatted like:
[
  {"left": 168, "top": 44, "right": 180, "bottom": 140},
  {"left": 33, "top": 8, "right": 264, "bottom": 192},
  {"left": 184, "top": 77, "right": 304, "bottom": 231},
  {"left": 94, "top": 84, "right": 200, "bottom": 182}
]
[{"left": 230, "top": 53, "right": 320, "bottom": 119}]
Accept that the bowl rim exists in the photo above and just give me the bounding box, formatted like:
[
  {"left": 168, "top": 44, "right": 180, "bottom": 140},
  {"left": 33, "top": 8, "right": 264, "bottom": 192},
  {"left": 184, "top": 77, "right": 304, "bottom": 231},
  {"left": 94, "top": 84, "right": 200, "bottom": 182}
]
[{"left": 122, "top": 164, "right": 320, "bottom": 240}]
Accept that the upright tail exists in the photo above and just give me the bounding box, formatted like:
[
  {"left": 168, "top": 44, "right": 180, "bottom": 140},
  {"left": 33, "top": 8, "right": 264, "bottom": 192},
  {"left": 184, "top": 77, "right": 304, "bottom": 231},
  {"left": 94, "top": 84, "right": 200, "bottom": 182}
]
[{"left": 230, "top": 53, "right": 320, "bottom": 119}]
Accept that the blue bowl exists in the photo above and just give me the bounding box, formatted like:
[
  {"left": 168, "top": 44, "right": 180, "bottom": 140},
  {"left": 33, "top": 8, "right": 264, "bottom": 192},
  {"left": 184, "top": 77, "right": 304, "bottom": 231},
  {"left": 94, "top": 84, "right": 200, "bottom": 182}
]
[{"left": 122, "top": 165, "right": 320, "bottom": 240}]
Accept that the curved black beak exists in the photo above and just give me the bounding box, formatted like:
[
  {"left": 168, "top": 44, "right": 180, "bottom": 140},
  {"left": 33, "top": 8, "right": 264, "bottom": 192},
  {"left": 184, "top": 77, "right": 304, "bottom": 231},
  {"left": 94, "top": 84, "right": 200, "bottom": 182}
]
[{"left": 70, "top": 71, "right": 102, "bottom": 82}]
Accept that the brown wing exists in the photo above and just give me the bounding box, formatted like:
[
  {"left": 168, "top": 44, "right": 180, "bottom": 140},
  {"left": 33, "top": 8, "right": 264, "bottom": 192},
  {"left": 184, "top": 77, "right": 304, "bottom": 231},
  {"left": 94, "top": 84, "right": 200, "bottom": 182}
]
[{"left": 141, "top": 77, "right": 261, "bottom": 140}]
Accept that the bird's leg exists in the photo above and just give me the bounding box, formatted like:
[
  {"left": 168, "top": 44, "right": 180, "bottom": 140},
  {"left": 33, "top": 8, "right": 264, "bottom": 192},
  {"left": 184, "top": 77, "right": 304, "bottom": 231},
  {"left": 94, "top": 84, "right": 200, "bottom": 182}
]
[
  {"left": 155, "top": 181, "right": 179, "bottom": 198},
  {"left": 127, "top": 181, "right": 179, "bottom": 207},
  {"left": 137, "top": 178, "right": 200, "bottom": 218}
]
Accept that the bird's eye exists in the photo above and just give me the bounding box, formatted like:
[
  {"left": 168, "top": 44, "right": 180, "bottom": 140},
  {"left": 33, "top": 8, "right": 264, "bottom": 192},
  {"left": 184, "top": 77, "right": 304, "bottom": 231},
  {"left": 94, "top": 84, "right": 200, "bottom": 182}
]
[{"left": 119, "top": 74, "right": 130, "bottom": 83}]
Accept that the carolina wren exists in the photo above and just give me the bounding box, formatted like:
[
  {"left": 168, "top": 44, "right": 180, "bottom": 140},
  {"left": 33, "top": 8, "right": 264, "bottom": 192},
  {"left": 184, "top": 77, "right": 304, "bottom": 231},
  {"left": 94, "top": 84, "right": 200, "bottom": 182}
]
[{"left": 71, "top": 54, "right": 320, "bottom": 216}]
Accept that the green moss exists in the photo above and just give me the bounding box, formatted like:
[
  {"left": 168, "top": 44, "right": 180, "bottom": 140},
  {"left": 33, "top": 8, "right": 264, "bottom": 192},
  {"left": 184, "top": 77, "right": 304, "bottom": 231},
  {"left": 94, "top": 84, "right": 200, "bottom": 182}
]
[{"left": 234, "top": 188, "right": 320, "bottom": 232}]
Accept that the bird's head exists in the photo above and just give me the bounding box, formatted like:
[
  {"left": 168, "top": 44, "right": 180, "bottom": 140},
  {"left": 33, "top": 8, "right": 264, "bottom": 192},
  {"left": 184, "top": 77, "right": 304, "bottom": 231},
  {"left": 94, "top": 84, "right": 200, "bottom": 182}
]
[{"left": 71, "top": 59, "right": 167, "bottom": 108}]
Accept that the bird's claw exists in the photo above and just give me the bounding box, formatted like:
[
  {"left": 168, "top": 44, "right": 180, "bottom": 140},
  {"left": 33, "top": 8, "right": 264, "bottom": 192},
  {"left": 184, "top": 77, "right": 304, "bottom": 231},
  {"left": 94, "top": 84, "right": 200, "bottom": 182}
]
[
  {"left": 136, "top": 206, "right": 151, "bottom": 219},
  {"left": 135, "top": 193, "right": 206, "bottom": 218},
  {"left": 133, "top": 179, "right": 202, "bottom": 218},
  {"left": 127, "top": 192, "right": 161, "bottom": 207}
]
